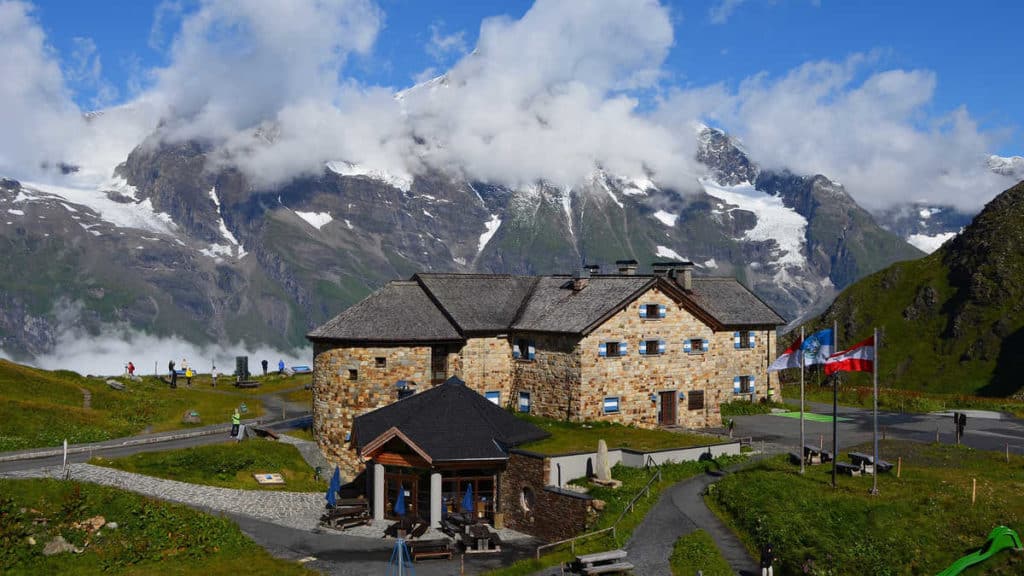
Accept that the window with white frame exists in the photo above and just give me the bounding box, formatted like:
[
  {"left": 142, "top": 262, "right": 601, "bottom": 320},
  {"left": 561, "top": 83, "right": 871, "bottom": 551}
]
[
  {"left": 685, "top": 338, "right": 708, "bottom": 354},
  {"left": 513, "top": 338, "right": 536, "bottom": 361},
  {"left": 518, "top": 391, "right": 531, "bottom": 413},
  {"left": 603, "top": 397, "right": 620, "bottom": 414},
  {"left": 600, "top": 341, "right": 626, "bottom": 358},
  {"left": 485, "top": 391, "right": 500, "bottom": 405}
]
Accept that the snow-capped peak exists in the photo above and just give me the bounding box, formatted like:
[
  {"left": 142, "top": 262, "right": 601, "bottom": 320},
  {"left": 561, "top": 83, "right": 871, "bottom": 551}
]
[
  {"left": 326, "top": 161, "right": 413, "bottom": 193},
  {"left": 988, "top": 154, "right": 1024, "bottom": 179}
]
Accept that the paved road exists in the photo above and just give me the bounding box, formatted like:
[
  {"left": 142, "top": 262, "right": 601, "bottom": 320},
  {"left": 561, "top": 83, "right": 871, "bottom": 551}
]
[{"left": 733, "top": 400, "right": 1024, "bottom": 456}]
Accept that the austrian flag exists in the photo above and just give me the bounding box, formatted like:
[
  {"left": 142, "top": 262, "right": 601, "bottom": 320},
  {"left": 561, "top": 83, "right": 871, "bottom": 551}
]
[{"left": 824, "top": 335, "right": 875, "bottom": 375}]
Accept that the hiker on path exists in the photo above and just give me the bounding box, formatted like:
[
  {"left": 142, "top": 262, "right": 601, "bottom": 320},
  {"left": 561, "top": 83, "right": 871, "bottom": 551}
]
[
  {"left": 261, "top": 359, "right": 268, "bottom": 376},
  {"left": 231, "top": 408, "right": 241, "bottom": 439},
  {"left": 168, "top": 360, "right": 177, "bottom": 388},
  {"left": 185, "top": 366, "right": 193, "bottom": 387},
  {"left": 278, "top": 359, "right": 285, "bottom": 374},
  {"left": 211, "top": 365, "right": 218, "bottom": 387},
  {"left": 127, "top": 361, "right": 135, "bottom": 377},
  {"left": 760, "top": 542, "right": 775, "bottom": 576}
]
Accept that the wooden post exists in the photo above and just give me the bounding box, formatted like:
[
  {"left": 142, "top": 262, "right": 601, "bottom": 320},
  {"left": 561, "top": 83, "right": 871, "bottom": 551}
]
[
  {"left": 897, "top": 457, "right": 902, "bottom": 479},
  {"left": 935, "top": 426, "right": 940, "bottom": 443},
  {"left": 1007, "top": 443, "right": 1010, "bottom": 464},
  {"left": 819, "top": 434, "right": 823, "bottom": 451},
  {"left": 971, "top": 478, "right": 976, "bottom": 505}
]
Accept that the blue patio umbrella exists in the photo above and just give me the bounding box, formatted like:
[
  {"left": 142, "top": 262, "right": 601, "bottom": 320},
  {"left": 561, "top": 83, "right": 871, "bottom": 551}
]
[
  {"left": 461, "top": 483, "right": 473, "bottom": 514},
  {"left": 325, "top": 465, "right": 341, "bottom": 507},
  {"left": 394, "top": 483, "right": 406, "bottom": 517}
]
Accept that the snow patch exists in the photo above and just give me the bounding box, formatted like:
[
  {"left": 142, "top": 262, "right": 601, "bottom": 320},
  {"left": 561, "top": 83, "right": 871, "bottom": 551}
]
[
  {"left": 19, "top": 181, "right": 176, "bottom": 235},
  {"left": 703, "top": 258, "right": 718, "bottom": 268},
  {"left": 907, "top": 232, "right": 957, "bottom": 254},
  {"left": 700, "top": 179, "right": 807, "bottom": 268},
  {"left": 478, "top": 214, "right": 501, "bottom": 254},
  {"left": 344, "top": 219, "right": 353, "bottom": 230},
  {"left": 7, "top": 209, "right": 24, "bottom": 216},
  {"left": 326, "top": 161, "right": 413, "bottom": 193},
  {"left": 656, "top": 245, "right": 685, "bottom": 260},
  {"left": 653, "top": 210, "right": 678, "bottom": 227},
  {"left": 422, "top": 209, "right": 434, "bottom": 218},
  {"left": 207, "top": 187, "right": 247, "bottom": 258},
  {"left": 918, "top": 207, "right": 939, "bottom": 220},
  {"left": 592, "top": 172, "right": 624, "bottom": 208},
  {"left": 453, "top": 256, "right": 466, "bottom": 266},
  {"left": 620, "top": 176, "right": 657, "bottom": 196},
  {"left": 294, "top": 210, "right": 333, "bottom": 230}
]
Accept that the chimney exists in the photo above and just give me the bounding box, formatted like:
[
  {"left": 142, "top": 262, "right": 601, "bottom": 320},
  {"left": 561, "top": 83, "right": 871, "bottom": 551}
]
[
  {"left": 584, "top": 263, "right": 601, "bottom": 275},
  {"left": 572, "top": 268, "right": 590, "bottom": 291},
  {"left": 615, "top": 259, "right": 638, "bottom": 275},
  {"left": 651, "top": 260, "right": 694, "bottom": 290},
  {"left": 679, "top": 262, "right": 693, "bottom": 291}
]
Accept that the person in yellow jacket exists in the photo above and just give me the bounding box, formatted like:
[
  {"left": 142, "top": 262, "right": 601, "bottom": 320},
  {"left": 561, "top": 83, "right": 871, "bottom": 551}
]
[
  {"left": 231, "top": 408, "right": 241, "bottom": 438},
  {"left": 185, "top": 367, "right": 194, "bottom": 387}
]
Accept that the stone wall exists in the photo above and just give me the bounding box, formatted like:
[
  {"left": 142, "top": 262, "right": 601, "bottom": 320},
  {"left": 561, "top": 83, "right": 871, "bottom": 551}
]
[
  {"left": 312, "top": 342, "right": 432, "bottom": 480},
  {"left": 510, "top": 332, "right": 582, "bottom": 419},
  {"left": 500, "top": 451, "right": 592, "bottom": 542},
  {"left": 459, "top": 336, "right": 514, "bottom": 406},
  {"left": 577, "top": 286, "right": 778, "bottom": 428}
]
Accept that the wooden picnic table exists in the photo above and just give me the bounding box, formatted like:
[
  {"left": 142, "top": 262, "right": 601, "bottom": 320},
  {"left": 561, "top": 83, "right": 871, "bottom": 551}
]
[
  {"left": 847, "top": 452, "right": 893, "bottom": 474},
  {"left": 572, "top": 549, "right": 633, "bottom": 574},
  {"left": 408, "top": 538, "right": 452, "bottom": 561},
  {"left": 462, "top": 523, "right": 501, "bottom": 554}
]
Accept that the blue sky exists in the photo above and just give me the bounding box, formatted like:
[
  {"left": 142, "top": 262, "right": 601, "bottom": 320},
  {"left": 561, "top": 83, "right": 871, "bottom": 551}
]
[{"left": 31, "top": 0, "right": 1021, "bottom": 154}]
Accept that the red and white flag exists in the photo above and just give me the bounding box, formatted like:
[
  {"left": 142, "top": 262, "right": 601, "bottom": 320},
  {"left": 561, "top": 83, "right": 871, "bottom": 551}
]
[
  {"left": 824, "top": 335, "right": 874, "bottom": 375},
  {"left": 768, "top": 336, "right": 804, "bottom": 371}
]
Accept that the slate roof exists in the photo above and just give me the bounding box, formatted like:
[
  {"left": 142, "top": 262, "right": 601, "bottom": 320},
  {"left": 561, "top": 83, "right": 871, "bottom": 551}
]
[
  {"left": 685, "top": 277, "right": 786, "bottom": 327},
  {"left": 307, "top": 281, "right": 462, "bottom": 342},
  {"left": 511, "top": 276, "right": 655, "bottom": 333},
  {"left": 353, "top": 377, "right": 550, "bottom": 462},
  {"left": 415, "top": 273, "right": 539, "bottom": 333}
]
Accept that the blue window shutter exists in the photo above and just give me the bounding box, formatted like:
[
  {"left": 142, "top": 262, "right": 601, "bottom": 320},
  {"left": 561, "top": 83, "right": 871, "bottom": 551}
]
[
  {"left": 599, "top": 343, "right": 607, "bottom": 357},
  {"left": 683, "top": 339, "right": 691, "bottom": 353},
  {"left": 749, "top": 375, "right": 756, "bottom": 394},
  {"left": 519, "top": 392, "right": 530, "bottom": 413},
  {"left": 485, "top": 391, "right": 500, "bottom": 405},
  {"left": 748, "top": 332, "right": 757, "bottom": 348},
  {"left": 658, "top": 304, "right": 667, "bottom": 318},
  {"left": 513, "top": 346, "right": 521, "bottom": 359},
  {"left": 733, "top": 376, "right": 741, "bottom": 394},
  {"left": 620, "top": 341, "right": 627, "bottom": 355},
  {"left": 603, "top": 397, "right": 619, "bottom": 413},
  {"left": 639, "top": 340, "right": 647, "bottom": 355},
  {"left": 658, "top": 340, "right": 666, "bottom": 354},
  {"left": 702, "top": 339, "right": 710, "bottom": 352},
  {"left": 528, "top": 343, "right": 536, "bottom": 360},
  {"left": 639, "top": 305, "right": 647, "bottom": 318},
  {"left": 733, "top": 332, "right": 741, "bottom": 349}
]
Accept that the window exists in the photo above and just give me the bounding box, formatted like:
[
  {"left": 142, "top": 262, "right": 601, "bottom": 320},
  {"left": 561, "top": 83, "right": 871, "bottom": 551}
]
[
  {"left": 686, "top": 338, "right": 707, "bottom": 354},
  {"left": 603, "top": 397, "right": 620, "bottom": 414},
  {"left": 518, "top": 391, "right": 531, "bottom": 413},
  {"left": 734, "top": 330, "right": 756, "bottom": 349},
  {"left": 733, "top": 375, "right": 754, "bottom": 394},
  {"left": 375, "top": 357, "right": 387, "bottom": 368},
  {"left": 688, "top": 390, "right": 705, "bottom": 411},
  {"left": 485, "top": 391, "right": 501, "bottom": 405},
  {"left": 520, "top": 486, "right": 536, "bottom": 513},
  {"left": 347, "top": 368, "right": 358, "bottom": 381},
  {"left": 639, "top": 303, "right": 666, "bottom": 319},
  {"left": 600, "top": 341, "right": 626, "bottom": 358},
  {"left": 513, "top": 339, "right": 536, "bottom": 361},
  {"left": 640, "top": 339, "right": 663, "bottom": 356}
]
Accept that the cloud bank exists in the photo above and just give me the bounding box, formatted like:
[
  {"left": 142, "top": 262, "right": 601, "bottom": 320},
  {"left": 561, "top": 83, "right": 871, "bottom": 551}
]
[{"left": 1, "top": 0, "right": 1018, "bottom": 209}]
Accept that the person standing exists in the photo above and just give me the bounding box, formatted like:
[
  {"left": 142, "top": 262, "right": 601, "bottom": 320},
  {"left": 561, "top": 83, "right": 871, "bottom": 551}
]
[
  {"left": 261, "top": 359, "right": 268, "bottom": 376},
  {"left": 231, "top": 408, "right": 241, "bottom": 439},
  {"left": 278, "top": 359, "right": 285, "bottom": 374},
  {"left": 211, "top": 365, "right": 218, "bottom": 387},
  {"left": 760, "top": 542, "right": 775, "bottom": 576},
  {"left": 168, "top": 360, "right": 177, "bottom": 388},
  {"left": 127, "top": 361, "right": 135, "bottom": 378},
  {"left": 185, "top": 366, "right": 193, "bottom": 387}
]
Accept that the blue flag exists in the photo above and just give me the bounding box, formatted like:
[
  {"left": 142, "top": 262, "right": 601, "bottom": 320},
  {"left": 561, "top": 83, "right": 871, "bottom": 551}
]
[
  {"left": 394, "top": 484, "right": 406, "bottom": 517},
  {"left": 326, "top": 465, "right": 341, "bottom": 507},
  {"left": 801, "top": 329, "right": 834, "bottom": 366},
  {"left": 461, "top": 483, "right": 474, "bottom": 514}
]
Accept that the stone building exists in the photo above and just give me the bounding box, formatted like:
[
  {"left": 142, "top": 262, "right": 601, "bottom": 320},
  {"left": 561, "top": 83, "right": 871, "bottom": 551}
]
[{"left": 308, "top": 260, "right": 786, "bottom": 480}]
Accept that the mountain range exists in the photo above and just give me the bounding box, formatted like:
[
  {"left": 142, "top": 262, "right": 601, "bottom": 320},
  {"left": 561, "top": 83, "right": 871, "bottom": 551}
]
[{"left": 0, "top": 110, "right": 1015, "bottom": 362}]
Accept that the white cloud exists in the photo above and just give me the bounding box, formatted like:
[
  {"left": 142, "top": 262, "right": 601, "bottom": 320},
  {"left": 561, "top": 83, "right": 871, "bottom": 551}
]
[
  {"left": 426, "top": 21, "right": 467, "bottom": 62},
  {"left": 709, "top": 0, "right": 746, "bottom": 24}
]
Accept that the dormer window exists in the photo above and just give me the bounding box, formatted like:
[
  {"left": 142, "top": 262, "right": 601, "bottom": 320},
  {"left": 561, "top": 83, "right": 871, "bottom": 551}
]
[{"left": 513, "top": 339, "right": 536, "bottom": 361}]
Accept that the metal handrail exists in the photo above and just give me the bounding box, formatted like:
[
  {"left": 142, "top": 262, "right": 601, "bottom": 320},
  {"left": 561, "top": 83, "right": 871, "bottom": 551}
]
[{"left": 534, "top": 465, "right": 663, "bottom": 559}]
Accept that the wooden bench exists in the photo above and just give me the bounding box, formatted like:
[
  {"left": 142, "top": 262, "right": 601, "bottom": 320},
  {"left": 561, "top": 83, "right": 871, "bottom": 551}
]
[
  {"left": 581, "top": 562, "right": 634, "bottom": 574},
  {"left": 462, "top": 523, "right": 501, "bottom": 554},
  {"left": 234, "top": 380, "right": 260, "bottom": 388},
  {"left": 408, "top": 539, "right": 453, "bottom": 561},
  {"left": 836, "top": 462, "right": 861, "bottom": 476},
  {"left": 320, "top": 499, "right": 370, "bottom": 529},
  {"left": 572, "top": 549, "right": 632, "bottom": 574}
]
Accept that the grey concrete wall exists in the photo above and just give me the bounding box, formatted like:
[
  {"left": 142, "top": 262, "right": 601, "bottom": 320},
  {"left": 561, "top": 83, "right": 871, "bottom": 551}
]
[{"left": 544, "top": 441, "right": 741, "bottom": 487}]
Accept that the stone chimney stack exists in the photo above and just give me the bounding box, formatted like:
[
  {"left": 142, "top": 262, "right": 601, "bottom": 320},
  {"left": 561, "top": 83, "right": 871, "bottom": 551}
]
[
  {"left": 615, "top": 259, "right": 638, "bottom": 275},
  {"left": 572, "top": 268, "right": 590, "bottom": 291},
  {"left": 679, "top": 262, "right": 693, "bottom": 291},
  {"left": 651, "top": 260, "right": 694, "bottom": 291}
]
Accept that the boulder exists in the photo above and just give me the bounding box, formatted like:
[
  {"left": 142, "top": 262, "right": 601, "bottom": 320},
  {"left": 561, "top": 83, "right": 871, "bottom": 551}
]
[
  {"left": 596, "top": 439, "right": 611, "bottom": 482},
  {"left": 43, "top": 535, "right": 81, "bottom": 556},
  {"left": 106, "top": 379, "right": 125, "bottom": 391},
  {"left": 104, "top": 521, "right": 118, "bottom": 530},
  {"left": 181, "top": 410, "right": 201, "bottom": 424}
]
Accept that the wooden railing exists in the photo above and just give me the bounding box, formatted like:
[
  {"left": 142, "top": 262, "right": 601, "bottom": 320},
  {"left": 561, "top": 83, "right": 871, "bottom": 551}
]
[{"left": 534, "top": 465, "right": 663, "bottom": 559}]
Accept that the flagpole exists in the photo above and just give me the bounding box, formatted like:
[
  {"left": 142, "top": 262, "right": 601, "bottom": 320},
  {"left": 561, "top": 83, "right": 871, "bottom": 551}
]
[
  {"left": 832, "top": 320, "right": 838, "bottom": 489},
  {"left": 871, "top": 327, "right": 879, "bottom": 495},
  {"left": 800, "top": 326, "right": 805, "bottom": 475}
]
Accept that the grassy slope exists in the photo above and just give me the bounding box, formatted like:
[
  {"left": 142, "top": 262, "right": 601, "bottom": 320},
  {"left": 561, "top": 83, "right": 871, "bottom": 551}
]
[
  {"left": 516, "top": 414, "right": 721, "bottom": 454},
  {"left": 669, "top": 529, "right": 733, "bottom": 576},
  {"left": 708, "top": 440, "right": 1024, "bottom": 576},
  {"left": 0, "top": 360, "right": 312, "bottom": 451},
  {"left": 0, "top": 478, "right": 310, "bottom": 575},
  {"left": 90, "top": 438, "right": 322, "bottom": 492}
]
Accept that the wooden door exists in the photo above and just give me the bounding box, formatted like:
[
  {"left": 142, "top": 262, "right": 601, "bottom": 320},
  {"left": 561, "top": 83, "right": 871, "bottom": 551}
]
[{"left": 659, "top": 391, "right": 677, "bottom": 425}]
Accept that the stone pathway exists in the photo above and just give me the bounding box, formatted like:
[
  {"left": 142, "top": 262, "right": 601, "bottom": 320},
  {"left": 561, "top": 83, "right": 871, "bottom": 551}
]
[
  {"left": 79, "top": 387, "right": 92, "bottom": 410},
  {"left": 0, "top": 463, "right": 325, "bottom": 531}
]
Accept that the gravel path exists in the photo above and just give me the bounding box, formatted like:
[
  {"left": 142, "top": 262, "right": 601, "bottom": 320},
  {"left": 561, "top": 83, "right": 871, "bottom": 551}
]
[{"left": 0, "top": 463, "right": 325, "bottom": 531}]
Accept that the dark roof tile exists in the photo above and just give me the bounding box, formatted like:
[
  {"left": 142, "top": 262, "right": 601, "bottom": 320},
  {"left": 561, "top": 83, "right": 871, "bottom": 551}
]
[
  {"left": 416, "top": 274, "right": 539, "bottom": 332},
  {"left": 307, "top": 281, "right": 462, "bottom": 342},
  {"left": 685, "top": 277, "right": 786, "bottom": 326},
  {"left": 512, "top": 276, "right": 654, "bottom": 334}
]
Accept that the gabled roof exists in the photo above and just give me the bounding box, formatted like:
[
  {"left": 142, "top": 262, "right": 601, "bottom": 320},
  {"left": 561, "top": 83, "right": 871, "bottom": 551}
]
[
  {"left": 685, "top": 277, "right": 786, "bottom": 327},
  {"left": 511, "top": 276, "right": 655, "bottom": 334},
  {"left": 307, "top": 281, "right": 462, "bottom": 343},
  {"left": 415, "top": 273, "right": 539, "bottom": 333},
  {"left": 353, "top": 377, "right": 549, "bottom": 462}
]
